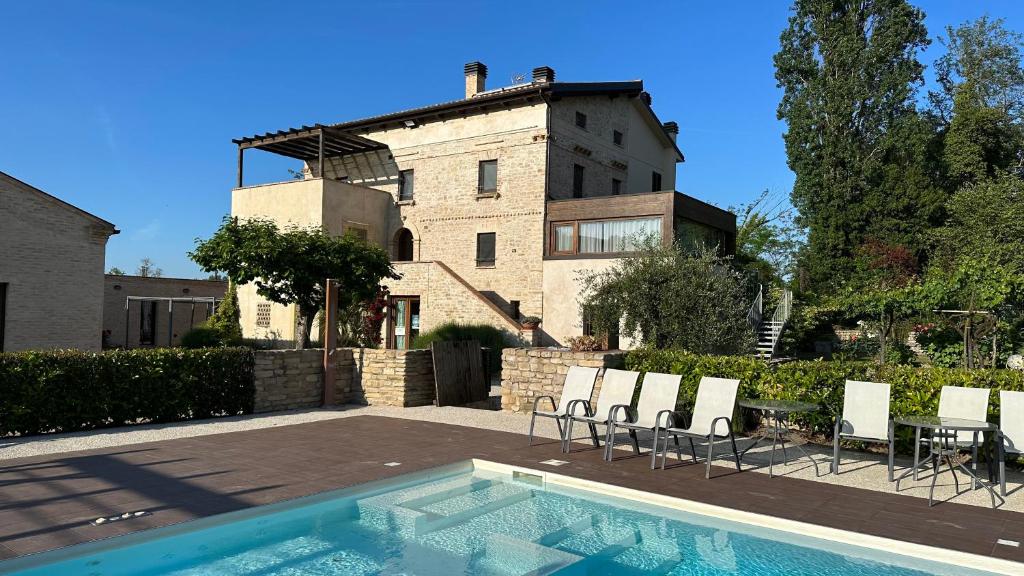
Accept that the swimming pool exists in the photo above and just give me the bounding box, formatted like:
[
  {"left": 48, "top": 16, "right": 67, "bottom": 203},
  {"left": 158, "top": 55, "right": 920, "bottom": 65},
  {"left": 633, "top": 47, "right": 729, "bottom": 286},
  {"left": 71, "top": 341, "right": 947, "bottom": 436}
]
[{"left": 0, "top": 460, "right": 1011, "bottom": 575}]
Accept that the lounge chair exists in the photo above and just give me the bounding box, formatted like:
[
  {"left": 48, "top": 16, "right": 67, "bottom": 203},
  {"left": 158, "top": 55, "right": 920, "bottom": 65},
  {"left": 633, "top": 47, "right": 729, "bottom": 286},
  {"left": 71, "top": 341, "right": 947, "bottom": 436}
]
[
  {"left": 914, "top": 385, "right": 990, "bottom": 486},
  {"left": 998, "top": 390, "right": 1024, "bottom": 496},
  {"left": 653, "top": 377, "right": 742, "bottom": 478},
  {"left": 603, "top": 372, "right": 682, "bottom": 461},
  {"left": 528, "top": 365, "right": 600, "bottom": 445},
  {"left": 561, "top": 368, "right": 641, "bottom": 453},
  {"left": 832, "top": 380, "right": 894, "bottom": 481}
]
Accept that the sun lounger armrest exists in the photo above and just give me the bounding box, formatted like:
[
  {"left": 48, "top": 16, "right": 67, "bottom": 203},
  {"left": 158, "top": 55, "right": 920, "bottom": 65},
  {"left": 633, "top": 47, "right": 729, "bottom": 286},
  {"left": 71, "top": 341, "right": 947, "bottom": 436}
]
[
  {"left": 565, "top": 399, "right": 593, "bottom": 418},
  {"left": 533, "top": 395, "right": 558, "bottom": 414},
  {"left": 607, "top": 404, "right": 633, "bottom": 424}
]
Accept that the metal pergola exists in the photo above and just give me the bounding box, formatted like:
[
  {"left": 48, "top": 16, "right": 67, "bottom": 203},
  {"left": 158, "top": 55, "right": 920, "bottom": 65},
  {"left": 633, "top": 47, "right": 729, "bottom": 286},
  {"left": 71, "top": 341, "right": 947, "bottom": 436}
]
[
  {"left": 232, "top": 124, "right": 389, "bottom": 187},
  {"left": 124, "top": 296, "right": 218, "bottom": 349}
]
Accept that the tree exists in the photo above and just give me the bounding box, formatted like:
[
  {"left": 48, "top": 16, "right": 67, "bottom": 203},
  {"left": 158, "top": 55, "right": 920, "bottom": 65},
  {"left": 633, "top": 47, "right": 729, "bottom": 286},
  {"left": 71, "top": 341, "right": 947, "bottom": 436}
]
[
  {"left": 206, "top": 281, "right": 242, "bottom": 345},
  {"left": 775, "top": 0, "right": 933, "bottom": 289},
  {"left": 136, "top": 258, "right": 162, "bottom": 278},
  {"left": 579, "top": 239, "right": 754, "bottom": 354},
  {"left": 929, "top": 16, "right": 1024, "bottom": 125},
  {"left": 189, "top": 216, "right": 399, "bottom": 349},
  {"left": 107, "top": 267, "right": 126, "bottom": 275},
  {"left": 206, "top": 271, "right": 226, "bottom": 281},
  {"left": 730, "top": 190, "right": 802, "bottom": 287},
  {"left": 932, "top": 175, "right": 1024, "bottom": 273}
]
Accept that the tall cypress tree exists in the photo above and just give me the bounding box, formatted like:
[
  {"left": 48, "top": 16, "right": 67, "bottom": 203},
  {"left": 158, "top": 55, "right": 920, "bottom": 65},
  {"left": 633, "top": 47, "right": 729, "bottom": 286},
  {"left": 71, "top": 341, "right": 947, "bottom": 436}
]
[{"left": 775, "top": 0, "right": 933, "bottom": 290}]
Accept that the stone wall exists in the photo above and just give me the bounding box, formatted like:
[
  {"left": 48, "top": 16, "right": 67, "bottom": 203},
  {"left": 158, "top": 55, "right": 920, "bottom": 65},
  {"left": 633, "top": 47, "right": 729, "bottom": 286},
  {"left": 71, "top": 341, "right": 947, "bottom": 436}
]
[
  {"left": 253, "top": 348, "right": 436, "bottom": 412},
  {"left": 500, "top": 348, "right": 627, "bottom": 413},
  {"left": 351, "top": 348, "right": 435, "bottom": 407},
  {"left": 252, "top": 349, "right": 357, "bottom": 413}
]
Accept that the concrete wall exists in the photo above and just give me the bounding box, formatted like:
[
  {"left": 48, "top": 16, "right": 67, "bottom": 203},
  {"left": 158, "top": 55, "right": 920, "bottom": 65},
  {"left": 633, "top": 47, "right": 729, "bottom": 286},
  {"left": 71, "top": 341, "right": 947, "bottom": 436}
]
[
  {"left": 0, "top": 172, "right": 116, "bottom": 352},
  {"left": 541, "top": 258, "right": 636, "bottom": 349},
  {"left": 103, "top": 275, "right": 227, "bottom": 348},
  {"left": 500, "top": 347, "right": 628, "bottom": 413}
]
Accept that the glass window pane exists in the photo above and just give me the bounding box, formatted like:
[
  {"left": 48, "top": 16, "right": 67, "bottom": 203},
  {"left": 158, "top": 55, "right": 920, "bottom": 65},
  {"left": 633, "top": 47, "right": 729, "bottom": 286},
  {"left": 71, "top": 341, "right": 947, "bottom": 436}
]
[
  {"left": 399, "top": 170, "right": 414, "bottom": 200},
  {"left": 477, "top": 232, "right": 496, "bottom": 264},
  {"left": 554, "top": 225, "right": 574, "bottom": 252},
  {"left": 579, "top": 222, "right": 603, "bottom": 253},
  {"left": 479, "top": 160, "right": 497, "bottom": 191}
]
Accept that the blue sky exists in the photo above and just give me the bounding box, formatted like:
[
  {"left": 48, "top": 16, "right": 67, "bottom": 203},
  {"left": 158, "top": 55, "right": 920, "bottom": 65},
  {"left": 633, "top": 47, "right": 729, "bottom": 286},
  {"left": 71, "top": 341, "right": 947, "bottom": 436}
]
[{"left": 3, "top": 1, "right": 1022, "bottom": 278}]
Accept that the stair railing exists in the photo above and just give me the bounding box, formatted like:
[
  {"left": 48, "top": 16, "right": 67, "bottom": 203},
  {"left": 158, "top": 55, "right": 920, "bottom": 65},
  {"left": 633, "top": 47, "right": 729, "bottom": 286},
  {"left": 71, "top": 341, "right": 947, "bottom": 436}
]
[
  {"left": 768, "top": 289, "right": 793, "bottom": 354},
  {"left": 746, "top": 285, "right": 763, "bottom": 330}
]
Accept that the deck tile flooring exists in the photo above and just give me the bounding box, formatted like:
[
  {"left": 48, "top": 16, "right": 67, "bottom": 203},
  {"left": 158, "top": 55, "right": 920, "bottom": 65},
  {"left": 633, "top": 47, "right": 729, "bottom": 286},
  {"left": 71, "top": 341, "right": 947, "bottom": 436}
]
[{"left": 0, "top": 415, "right": 1021, "bottom": 567}]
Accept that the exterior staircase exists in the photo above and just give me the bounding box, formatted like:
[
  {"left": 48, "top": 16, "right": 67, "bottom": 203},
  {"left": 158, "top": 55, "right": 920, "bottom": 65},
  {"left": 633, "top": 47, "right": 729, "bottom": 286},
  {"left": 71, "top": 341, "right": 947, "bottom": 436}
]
[{"left": 748, "top": 287, "right": 793, "bottom": 360}]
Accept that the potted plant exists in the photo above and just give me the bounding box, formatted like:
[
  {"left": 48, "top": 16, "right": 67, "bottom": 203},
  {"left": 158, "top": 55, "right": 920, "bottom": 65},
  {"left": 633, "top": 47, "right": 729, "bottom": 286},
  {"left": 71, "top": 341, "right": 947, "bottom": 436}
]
[{"left": 521, "top": 315, "right": 541, "bottom": 330}]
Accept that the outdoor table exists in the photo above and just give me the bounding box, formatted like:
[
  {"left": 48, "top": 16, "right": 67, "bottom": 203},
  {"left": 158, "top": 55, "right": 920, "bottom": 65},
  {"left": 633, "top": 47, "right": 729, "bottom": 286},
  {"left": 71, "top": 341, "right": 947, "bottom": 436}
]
[
  {"left": 738, "top": 399, "right": 821, "bottom": 478},
  {"left": 893, "top": 416, "right": 1003, "bottom": 508}
]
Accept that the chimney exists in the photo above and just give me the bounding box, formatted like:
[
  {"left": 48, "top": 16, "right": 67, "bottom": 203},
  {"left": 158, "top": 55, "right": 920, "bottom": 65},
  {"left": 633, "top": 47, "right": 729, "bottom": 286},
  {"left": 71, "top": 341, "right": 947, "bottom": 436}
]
[
  {"left": 532, "top": 66, "right": 555, "bottom": 83},
  {"left": 639, "top": 91, "right": 652, "bottom": 106},
  {"left": 662, "top": 121, "right": 678, "bottom": 142},
  {"left": 464, "top": 61, "right": 487, "bottom": 98}
]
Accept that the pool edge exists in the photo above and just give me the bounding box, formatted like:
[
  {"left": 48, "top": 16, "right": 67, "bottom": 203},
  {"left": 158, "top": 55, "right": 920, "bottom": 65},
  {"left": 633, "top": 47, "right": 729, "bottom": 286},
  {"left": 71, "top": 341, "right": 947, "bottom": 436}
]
[{"left": 471, "top": 459, "right": 1021, "bottom": 576}]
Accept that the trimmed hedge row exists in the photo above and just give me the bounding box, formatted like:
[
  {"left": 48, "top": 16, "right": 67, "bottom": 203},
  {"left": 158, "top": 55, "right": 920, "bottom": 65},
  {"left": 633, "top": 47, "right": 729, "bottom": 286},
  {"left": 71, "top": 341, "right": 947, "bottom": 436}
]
[
  {"left": 0, "top": 347, "right": 255, "bottom": 436},
  {"left": 626, "top": 348, "right": 1024, "bottom": 452}
]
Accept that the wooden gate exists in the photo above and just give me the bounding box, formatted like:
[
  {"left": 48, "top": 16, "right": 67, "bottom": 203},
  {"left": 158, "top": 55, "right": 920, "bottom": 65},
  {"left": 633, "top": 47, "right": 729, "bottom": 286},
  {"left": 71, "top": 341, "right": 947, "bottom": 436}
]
[{"left": 431, "top": 340, "right": 488, "bottom": 407}]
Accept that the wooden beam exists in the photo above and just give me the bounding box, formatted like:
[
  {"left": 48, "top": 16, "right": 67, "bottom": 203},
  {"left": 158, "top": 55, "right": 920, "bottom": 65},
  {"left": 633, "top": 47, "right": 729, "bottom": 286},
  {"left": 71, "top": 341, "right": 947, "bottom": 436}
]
[
  {"left": 322, "top": 278, "right": 338, "bottom": 406},
  {"left": 318, "top": 129, "right": 325, "bottom": 177},
  {"left": 236, "top": 146, "right": 244, "bottom": 188}
]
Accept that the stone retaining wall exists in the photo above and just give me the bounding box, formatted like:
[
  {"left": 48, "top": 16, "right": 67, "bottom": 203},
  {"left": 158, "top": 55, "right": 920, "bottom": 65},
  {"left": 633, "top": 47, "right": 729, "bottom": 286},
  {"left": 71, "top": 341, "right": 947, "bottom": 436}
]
[
  {"left": 351, "top": 348, "right": 436, "bottom": 407},
  {"left": 253, "top": 348, "right": 435, "bottom": 412},
  {"left": 500, "top": 348, "right": 627, "bottom": 412}
]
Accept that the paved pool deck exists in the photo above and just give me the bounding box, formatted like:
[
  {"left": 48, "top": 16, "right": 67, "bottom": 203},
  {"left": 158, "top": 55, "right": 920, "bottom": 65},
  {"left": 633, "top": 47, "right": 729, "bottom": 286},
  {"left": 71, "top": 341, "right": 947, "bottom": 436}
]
[{"left": 0, "top": 413, "right": 1022, "bottom": 569}]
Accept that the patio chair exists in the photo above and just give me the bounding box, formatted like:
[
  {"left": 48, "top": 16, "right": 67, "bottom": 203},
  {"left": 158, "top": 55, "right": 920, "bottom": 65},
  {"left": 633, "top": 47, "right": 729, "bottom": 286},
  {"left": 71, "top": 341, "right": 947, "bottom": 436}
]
[
  {"left": 603, "top": 372, "right": 682, "bottom": 461},
  {"left": 998, "top": 390, "right": 1024, "bottom": 496},
  {"left": 914, "top": 385, "right": 990, "bottom": 483},
  {"left": 653, "top": 377, "right": 742, "bottom": 479},
  {"left": 831, "top": 380, "right": 894, "bottom": 481},
  {"left": 528, "top": 365, "right": 600, "bottom": 446},
  {"left": 561, "top": 368, "right": 640, "bottom": 453}
]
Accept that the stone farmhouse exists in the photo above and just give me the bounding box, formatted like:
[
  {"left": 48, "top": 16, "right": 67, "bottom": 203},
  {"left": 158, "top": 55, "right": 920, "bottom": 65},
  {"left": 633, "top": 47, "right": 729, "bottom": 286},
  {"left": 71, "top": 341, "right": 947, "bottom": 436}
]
[
  {"left": 232, "top": 63, "right": 736, "bottom": 348},
  {"left": 0, "top": 171, "right": 118, "bottom": 352}
]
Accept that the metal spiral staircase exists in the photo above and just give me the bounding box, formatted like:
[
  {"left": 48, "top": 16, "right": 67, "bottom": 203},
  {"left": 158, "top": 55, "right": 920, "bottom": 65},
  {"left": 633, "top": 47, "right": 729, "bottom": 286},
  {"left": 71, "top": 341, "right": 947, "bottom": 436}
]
[{"left": 747, "top": 286, "right": 793, "bottom": 360}]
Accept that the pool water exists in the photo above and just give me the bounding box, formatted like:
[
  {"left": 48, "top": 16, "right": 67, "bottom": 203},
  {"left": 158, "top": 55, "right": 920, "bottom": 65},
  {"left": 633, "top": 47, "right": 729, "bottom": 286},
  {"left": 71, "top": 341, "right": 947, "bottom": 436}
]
[{"left": 0, "top": 463, "right": 1004, "bottom": 576}]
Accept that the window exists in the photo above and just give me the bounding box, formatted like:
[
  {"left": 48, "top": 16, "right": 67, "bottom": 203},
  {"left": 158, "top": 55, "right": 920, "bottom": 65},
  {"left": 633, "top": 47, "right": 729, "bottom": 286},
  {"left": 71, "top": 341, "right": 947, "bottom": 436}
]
[
  {"left": 612, "top": 178, "right": 622, "bottom": 196},
  {"left": 139, "top": 300, "right": 157, "bottom": 345},
  {"left": 651, "top": 171, "right": 663, "bottom": 192},
  {"left": 613, "top": 130, "right": 623, "bottom": 146},
  {"left": 552, "top": 223, "right": 575, "bottom": 254},
  {"left": 388, "top": 296, "right": 420, "bottom": 349},
  {"left": 575, "top": 111, "right": 587, "bottom": 129},
  {"left": 677, "top": 218, "right": 730, "bottom": 255},
  {"left": 510, "top": 300, "right": 520, "bottom": 320},
  {"left": 478, "top": 160, "right": 497, "bottom": 193},
  {"left": 0, "top": 283, "right": 6, "bottom": 351},
  {"left": 578, "top": 217, "right": 661, "bottom": 254},
  {"left": 395, "top": 228, "right": 414, "bottom": 261},
  {"left": 398, "top": 169, "right": 414, "bottom": 201},
  {"left": 573, "top": 164, "right": 585, "bottom": 198},
  {"left": 476, "top": 232, "right": 496, "bottom": 266},
  {"left": 345, "top": 227, "right": 368, "bottom": 242},
  {"left": 256, "top": 303, "right": 272, "bottom": 328},
  {"left": 583, "top": 309, "right": 619, "bottom": 350}
]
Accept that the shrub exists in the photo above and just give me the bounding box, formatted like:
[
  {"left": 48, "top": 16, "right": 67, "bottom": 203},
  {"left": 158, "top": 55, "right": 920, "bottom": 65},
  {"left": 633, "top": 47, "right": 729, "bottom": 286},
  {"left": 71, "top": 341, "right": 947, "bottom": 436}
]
[
  {"left": 180, "top": 326, "right": 225, "bottom": 348},
  {"left": 625, "top": 347, "right": 1024, "bottom": 453},
  {"left": 567, "top": 335, "right": 603, "bottom": 352},
  {"left": 0, "top": 347, "right": 255, "bottom": 436},
  {"left": 412, "top": 322, "right": 517, "bottom": 372},
  {"left": 181, "top": 283, "right": 243, "bottom": 349}
]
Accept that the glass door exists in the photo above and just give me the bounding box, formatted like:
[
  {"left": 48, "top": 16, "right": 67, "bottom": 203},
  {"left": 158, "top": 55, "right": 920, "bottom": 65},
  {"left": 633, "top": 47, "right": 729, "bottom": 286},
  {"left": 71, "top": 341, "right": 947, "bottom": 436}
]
[{"left": 388, "top": 296, "right": 420, "bottom": 349}]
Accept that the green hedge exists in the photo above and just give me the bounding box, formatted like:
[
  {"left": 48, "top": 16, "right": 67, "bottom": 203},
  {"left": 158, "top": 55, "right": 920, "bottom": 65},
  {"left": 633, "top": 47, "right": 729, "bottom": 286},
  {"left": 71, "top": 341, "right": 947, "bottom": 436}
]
[
  {"left": 0, "top": 347, "right": 255, "bottom": 436},
  {"left": 626, "top": 348, "right": 1024, "bottom": 452},
  {"left": 412, "top": 322, "right": 517, "bottom": 372}
]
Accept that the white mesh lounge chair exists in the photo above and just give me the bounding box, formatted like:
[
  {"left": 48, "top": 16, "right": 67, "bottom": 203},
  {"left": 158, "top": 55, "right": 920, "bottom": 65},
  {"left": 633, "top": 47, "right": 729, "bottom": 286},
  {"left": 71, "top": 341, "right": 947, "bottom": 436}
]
[
  {"left": 561, "top": 368, "right": 640, "bottom": 453},
  {"left": 528, "top": 366, "right": 600, "bottom": 445},
  {"left": 832, "top": 380, "right": 894, "bottom": 481},
  {"left": 603, "top": 372, "right": 681, "bottom": 461},
  {"left": 653, "top": 377, "right": 742, "bottom": 479},
  {"left": 913, "top": 385, "right": 990, "bottom": 484},
  {"left": 998, "top": 390, "right": 1024, "bottom": 496}
]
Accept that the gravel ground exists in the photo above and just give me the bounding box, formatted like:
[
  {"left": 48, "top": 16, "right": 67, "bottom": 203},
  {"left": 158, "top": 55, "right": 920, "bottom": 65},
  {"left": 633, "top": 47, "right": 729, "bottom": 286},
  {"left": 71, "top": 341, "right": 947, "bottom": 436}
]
[{"left": 2, "top": 404, "right": 1020, "bottom": 512}]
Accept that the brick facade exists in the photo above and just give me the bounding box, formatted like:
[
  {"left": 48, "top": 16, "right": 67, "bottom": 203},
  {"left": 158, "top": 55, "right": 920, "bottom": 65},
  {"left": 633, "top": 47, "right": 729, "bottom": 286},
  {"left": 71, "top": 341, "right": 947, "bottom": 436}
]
[
  {"left": 0, "top": 172, "right": 116, "bottom": 352},
  {"left": 103, "top": 275, "right": 227, "bottom": 348}
]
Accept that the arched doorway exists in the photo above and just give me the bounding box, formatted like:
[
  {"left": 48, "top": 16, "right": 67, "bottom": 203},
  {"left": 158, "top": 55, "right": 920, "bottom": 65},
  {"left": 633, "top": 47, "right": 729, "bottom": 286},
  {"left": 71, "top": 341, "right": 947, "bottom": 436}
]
[{"left": 394, "top": 228, "right": 414, "bottom": 261}]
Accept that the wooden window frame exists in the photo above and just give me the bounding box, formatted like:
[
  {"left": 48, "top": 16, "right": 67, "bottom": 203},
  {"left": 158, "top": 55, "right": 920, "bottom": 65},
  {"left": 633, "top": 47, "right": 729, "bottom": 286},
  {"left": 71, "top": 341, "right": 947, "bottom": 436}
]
[
  {"left": 612, "top": 129, "right": 623, "bottom": 146},
  {"left": 550, "top": 222, "right": 578, "bottom": 255},
  {"left": 398, "top": 169, "right": 414, "bottom": 201},
  {"left": 572, "top": 164, "right": 585, "bottom": 198},
  {"left": 387, "top": 295, "right": 420, "bottom": 349},
  {"left": 651, "top": 170, "right": 662, "bottom": 192},
  {"left": 476, "top": 232, "right": 496, "bottom": 267},
  {"left": 478, "top": 160, "right": 498, "bottom": 193},
  {"left": 611, "top": 178, "right": 622, "bottom": 196},
  {"left": 575, "top": 111, "right": 587, "bottom": 130}
]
